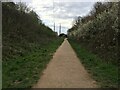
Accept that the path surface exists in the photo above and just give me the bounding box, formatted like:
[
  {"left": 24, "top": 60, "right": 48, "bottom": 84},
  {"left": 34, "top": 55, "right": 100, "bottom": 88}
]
[{"left": 33, "top": 39, "right": 98, "bottom": 88}]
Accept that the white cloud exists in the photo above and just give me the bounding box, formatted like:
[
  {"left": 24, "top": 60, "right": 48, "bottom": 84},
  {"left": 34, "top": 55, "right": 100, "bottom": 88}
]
[
  {"left": 27, "top": 0, "right": 96, "bottom": 34},
  {"left": 54, "top": 0, "right": 115, "bottom": 2},
  {"left": 12, "top": 0, "right": 32, "bottom": 2},
  {"left": 12, "top": 0, "right": 118, "bottom": 35}
]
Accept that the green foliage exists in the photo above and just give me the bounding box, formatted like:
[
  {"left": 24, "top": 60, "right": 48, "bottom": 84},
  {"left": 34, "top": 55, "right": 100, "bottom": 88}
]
[
  {"left": 3, "top": 39, "right": 63, "bottom": 88},
  {"left": 68, "top": 2, "right": 119, "bottom": 65},
  {"left": 69, "top": 39, "right": 118, "bottom": 88},
  {"left": 2, "top": 2, "right": 63, "bottom": 88},
  {"left": 2, "top": 2, "right": 57, "bottom": 60}
]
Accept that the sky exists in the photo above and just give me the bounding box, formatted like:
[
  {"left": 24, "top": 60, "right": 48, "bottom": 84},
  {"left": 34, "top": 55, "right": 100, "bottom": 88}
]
[{"left": 11, "top": 0, "right": 106, "bottom": 35}]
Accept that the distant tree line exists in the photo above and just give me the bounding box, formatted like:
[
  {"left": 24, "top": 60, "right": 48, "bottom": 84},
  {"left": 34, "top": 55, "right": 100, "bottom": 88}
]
[{"left": 68, "top": 2, "right": 119, "bottom": 65}]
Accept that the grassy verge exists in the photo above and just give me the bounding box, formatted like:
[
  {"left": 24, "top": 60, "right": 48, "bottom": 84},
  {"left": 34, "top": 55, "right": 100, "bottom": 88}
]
[
  {"left": 2, "top": 38, "right": 64, "bottom": 88},
  {"left": 69, "top": 39, "right": 118, "bottom": 88}
]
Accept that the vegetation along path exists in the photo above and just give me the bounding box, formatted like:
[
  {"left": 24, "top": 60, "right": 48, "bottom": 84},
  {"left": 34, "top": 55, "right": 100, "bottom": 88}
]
[{"left": 33, "top": 39, "right": 98, "bottom": 88}]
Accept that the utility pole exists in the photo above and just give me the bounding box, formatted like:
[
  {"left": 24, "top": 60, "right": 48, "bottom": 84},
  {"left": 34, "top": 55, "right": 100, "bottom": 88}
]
[
  {"left": 59, "top": 23, "right": 61, "bottom": 35},
  {"left": 54, "top": 23, "right": 55, "bottom": 32}
]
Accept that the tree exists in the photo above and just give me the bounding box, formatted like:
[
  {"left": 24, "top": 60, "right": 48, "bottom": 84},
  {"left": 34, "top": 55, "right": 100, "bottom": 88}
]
[{"left": 16, "top": 2, "right": 30, "bottom": 13}]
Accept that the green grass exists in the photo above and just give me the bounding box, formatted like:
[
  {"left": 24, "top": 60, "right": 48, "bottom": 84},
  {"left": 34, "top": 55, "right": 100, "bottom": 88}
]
[
  {"left": 69, "top": 39, "right": 118, "bottom": 88},
  {"left": 2, "top": 38, "right": 64, "bottom": 88}
]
